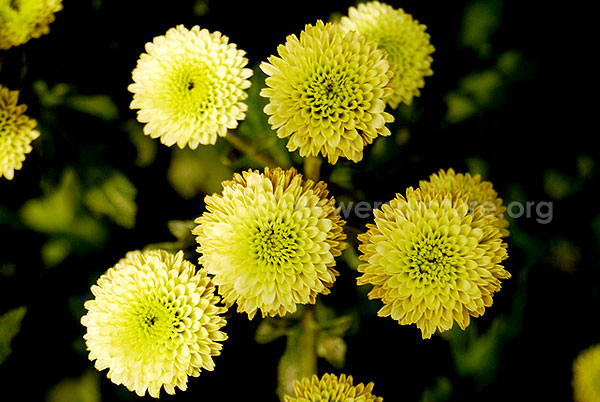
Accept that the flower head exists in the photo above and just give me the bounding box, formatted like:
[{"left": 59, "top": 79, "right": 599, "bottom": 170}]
[
  {"left": 284, "top": 373, "right": 382, "bottom": 402},
  {"left": 193, "top": 167, "right": 347, "bottom": 319},
  {"left": 573, "top": 343, "right": 600, "bottom": 402},
  {"left": 419, "top": 168, "right": 509, "bottom": 237},
  {"left": 357, "top": 187, "right": 509, "bottom": 339},
  {"left": 0, "top": 0, "right": 62, "bottom": 49},
  {"left": 81, "top": 249, "right": 227, "bottom": 398},
  {"left": 260, "top": 20, "right": 394, "bottom": 164},
  {"left": 340, "top": 1, "right": 434, "bottom": 108},
  {"left": 0, "top": 85, "right": 40, "bottom": 180},
  {"left": 128, "top": 25, "right": 252, "bottom": 148}
]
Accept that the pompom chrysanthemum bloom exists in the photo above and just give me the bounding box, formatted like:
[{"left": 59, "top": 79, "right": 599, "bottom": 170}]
[
  {"left": 284, "top": 373, "right": 383, "bottom": 402},
  {"left": 0, "top": 85, "right": 40, "bottom": 180},
  {"left": 357, "top": 187, "right": 509, "bottom": 339},
  {"left": 128, "top": 25, "right": 252, "bottom": 148},
  {"left": 573, "top": 343, "right": 600, "bottom": 402},
  {"left": 0, "top": 0, "right": 62, "bottom": 50},
  {"left": 260, "top": 20, "right": 394, "bottom": 164},
  {"left": 193, "top": 167, "right": 347, "bottom": 319},
  {"left": 81, "top": 249, "right": 227, "bottom": 398},
  {"left": 340, "top": 1, "right": 434, "bottom": 108},
  {"left": 419, "top": 168, "right": 509, "bottom": 237}
]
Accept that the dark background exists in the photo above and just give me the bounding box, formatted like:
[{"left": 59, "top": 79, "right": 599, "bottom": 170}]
[{"left": 0, "top": 0, "right": 597, "bottom": 400}]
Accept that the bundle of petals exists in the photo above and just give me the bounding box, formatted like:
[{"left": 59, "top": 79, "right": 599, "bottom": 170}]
[
  {"left": 193, "top": 167, "right": 347, "bottom": 319},
  {"left": 357, "top": 184, "right": 510, "bottom": 339},
  {"left": 284, "top": 373, "right": 383, "bottom": 402},
  {"left": 81, "top": 250, "right": 227, "bottom": 398},
  {"left": 0, "top": 85, "right": 40, "bottom": 180}
]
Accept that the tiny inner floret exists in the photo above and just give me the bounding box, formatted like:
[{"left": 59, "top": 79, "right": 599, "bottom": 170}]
[
  {"left": 253, "top": 221, "right": 298, "bottom": 265},
  {"left": 410, "top": 235, "right": 457, "bottom": 285}
]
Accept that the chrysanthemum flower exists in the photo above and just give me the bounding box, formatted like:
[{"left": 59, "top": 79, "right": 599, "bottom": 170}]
[
  {"left": 284, "top": 373, "right": 382, "bottom": 402},
  {"left": 260, "top": 20, "right": 394, "bottom": 164},
  {"left": 573, "top": 343, "right": 600, "bottom": 402},
  {"left": 81, "top": 249, "right": 227, "bottom": 398},
  {"left": 0, "top": 85, "right": 40, "bottom": 180},
  {"left": 193, "top": 167, "right": 347, "bottom": 319},
  {"left": 128, "top": 25, "right": 252, "bottom": 148},
  {"left": 0, "top": 0, "right": 62, "bottom": 50},
  {"left": 419, "top": 168, "right": 510, "bottom": 237},
  {"left": 340, "top": 1, "right": 434, "bottom": 108},
  {"left": 357, "top": 187, "right": 509, "bottom": 339}
]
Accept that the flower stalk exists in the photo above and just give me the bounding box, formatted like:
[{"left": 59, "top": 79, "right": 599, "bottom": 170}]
[{"left": 224, "top": 131, "right": 280, "bottom": 168}]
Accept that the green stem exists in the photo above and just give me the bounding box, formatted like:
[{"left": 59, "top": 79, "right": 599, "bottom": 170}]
[
  {"left": 303, "top": 156, "right": 322, "bottom": 181},
  {"left": 225, "top": 131, "right": 280, "bottom": 168},
  {"left": 277, "top": 306, "right": 319, "bottom": 400},
  {"left": 298, "top": 305, "right": 318, "bottom": 378}
]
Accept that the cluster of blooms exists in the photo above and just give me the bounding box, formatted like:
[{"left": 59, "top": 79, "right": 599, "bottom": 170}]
[
  {"left": 80, "top": 1, "right": 512, "bottom": 399},
  {"left": 128, "top": 1, "right": 433, "bottom": 164}
]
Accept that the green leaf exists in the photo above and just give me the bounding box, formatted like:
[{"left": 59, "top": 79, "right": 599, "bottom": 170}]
[
  {"left": 168, "top": 146, "right": 233, "bottom": 199},
  {"left": 65, "top": 94, "right": 119, "bottom": 121},
  {"left": 444, "top": 318, "right": 507, "bottom": 388},
  {"left": 316, "top": 335, "right": 346, "bottom": 369},
  {"left": 444, "top": 93, "right": 477, "bottom": 124},
  {"left": 84, "top": 170, "right": 137, "bottom": 228},
  {"left": 46, "top": 369, "right": 100, "bottom": 402},
  {"left": 41, "top": 238, "right": 72, "bottom": 268},
  {"left": 167, "top": 220, "right": 196, "bottom": 242},
  {"left": 420, "top": 377, "right": 453, "bottom": 402},
  {"left": 459, "top": 0, "right": 503, "bottom": 58},
  {"left": 124, "top": 119, "right": 157, "bottom": 167},
  {"left": 0, "top": 306, "right": 27, "bottom": 366},
  {"left": 255, "top": 317, "right": 289, "bottom": 344},
  {"left": 543, "top": 169, "right": 576, "bottom": 200},
  {"left": 20, "top": 168, "right": 79, "bottom": 234}
]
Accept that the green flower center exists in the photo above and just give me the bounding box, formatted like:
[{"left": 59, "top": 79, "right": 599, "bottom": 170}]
[
  {"left": 408, "top": 233, "right": 458, "bottom": 286},
  {"left": 135, "top": 296, "right": 181, "bottom": 340},
  {"left": 172, "top": 64, "right": 216, "bottom": 114},
  {"left": 252, "top": 221, "right": 298, "bottom": 266},
  {"left": 303, "top": 70, "right": 358, "bottom": 119}
]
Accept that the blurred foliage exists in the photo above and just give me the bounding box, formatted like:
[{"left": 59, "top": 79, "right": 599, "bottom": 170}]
[
  {"left": 0, "top": 306, "right": 26, "bottom": 366},
  {"left": 46, "top": 369, "right": 101, "bottom": 402}
]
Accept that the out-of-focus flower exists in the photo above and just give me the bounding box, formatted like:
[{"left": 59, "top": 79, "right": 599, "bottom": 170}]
[
  {"left": 129, "top": 25, "right": 252, "bottom": 148},
  {"left": 193, "top": 167, "right": 347, "bottom": 319},
  {"left": 340, "top": 1, "right": 434, "bottom": 108},
  {"left": 81, "top": 249, "right": 227, "bottom": 398},
  {"left": 357, "top": 187, "right": 509, "bottom": 339},
  {"left": 0, "top": 0, "right": 63, "bottom": 49},
  {"left": 573, "top": 343, "right": 600, "bottom": 402},
  {"left": 260, "top": 20, "right": 394, "bottom": 164},
  {"left": 0, "top": 85, "right": 40, "bottom": 180}
]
